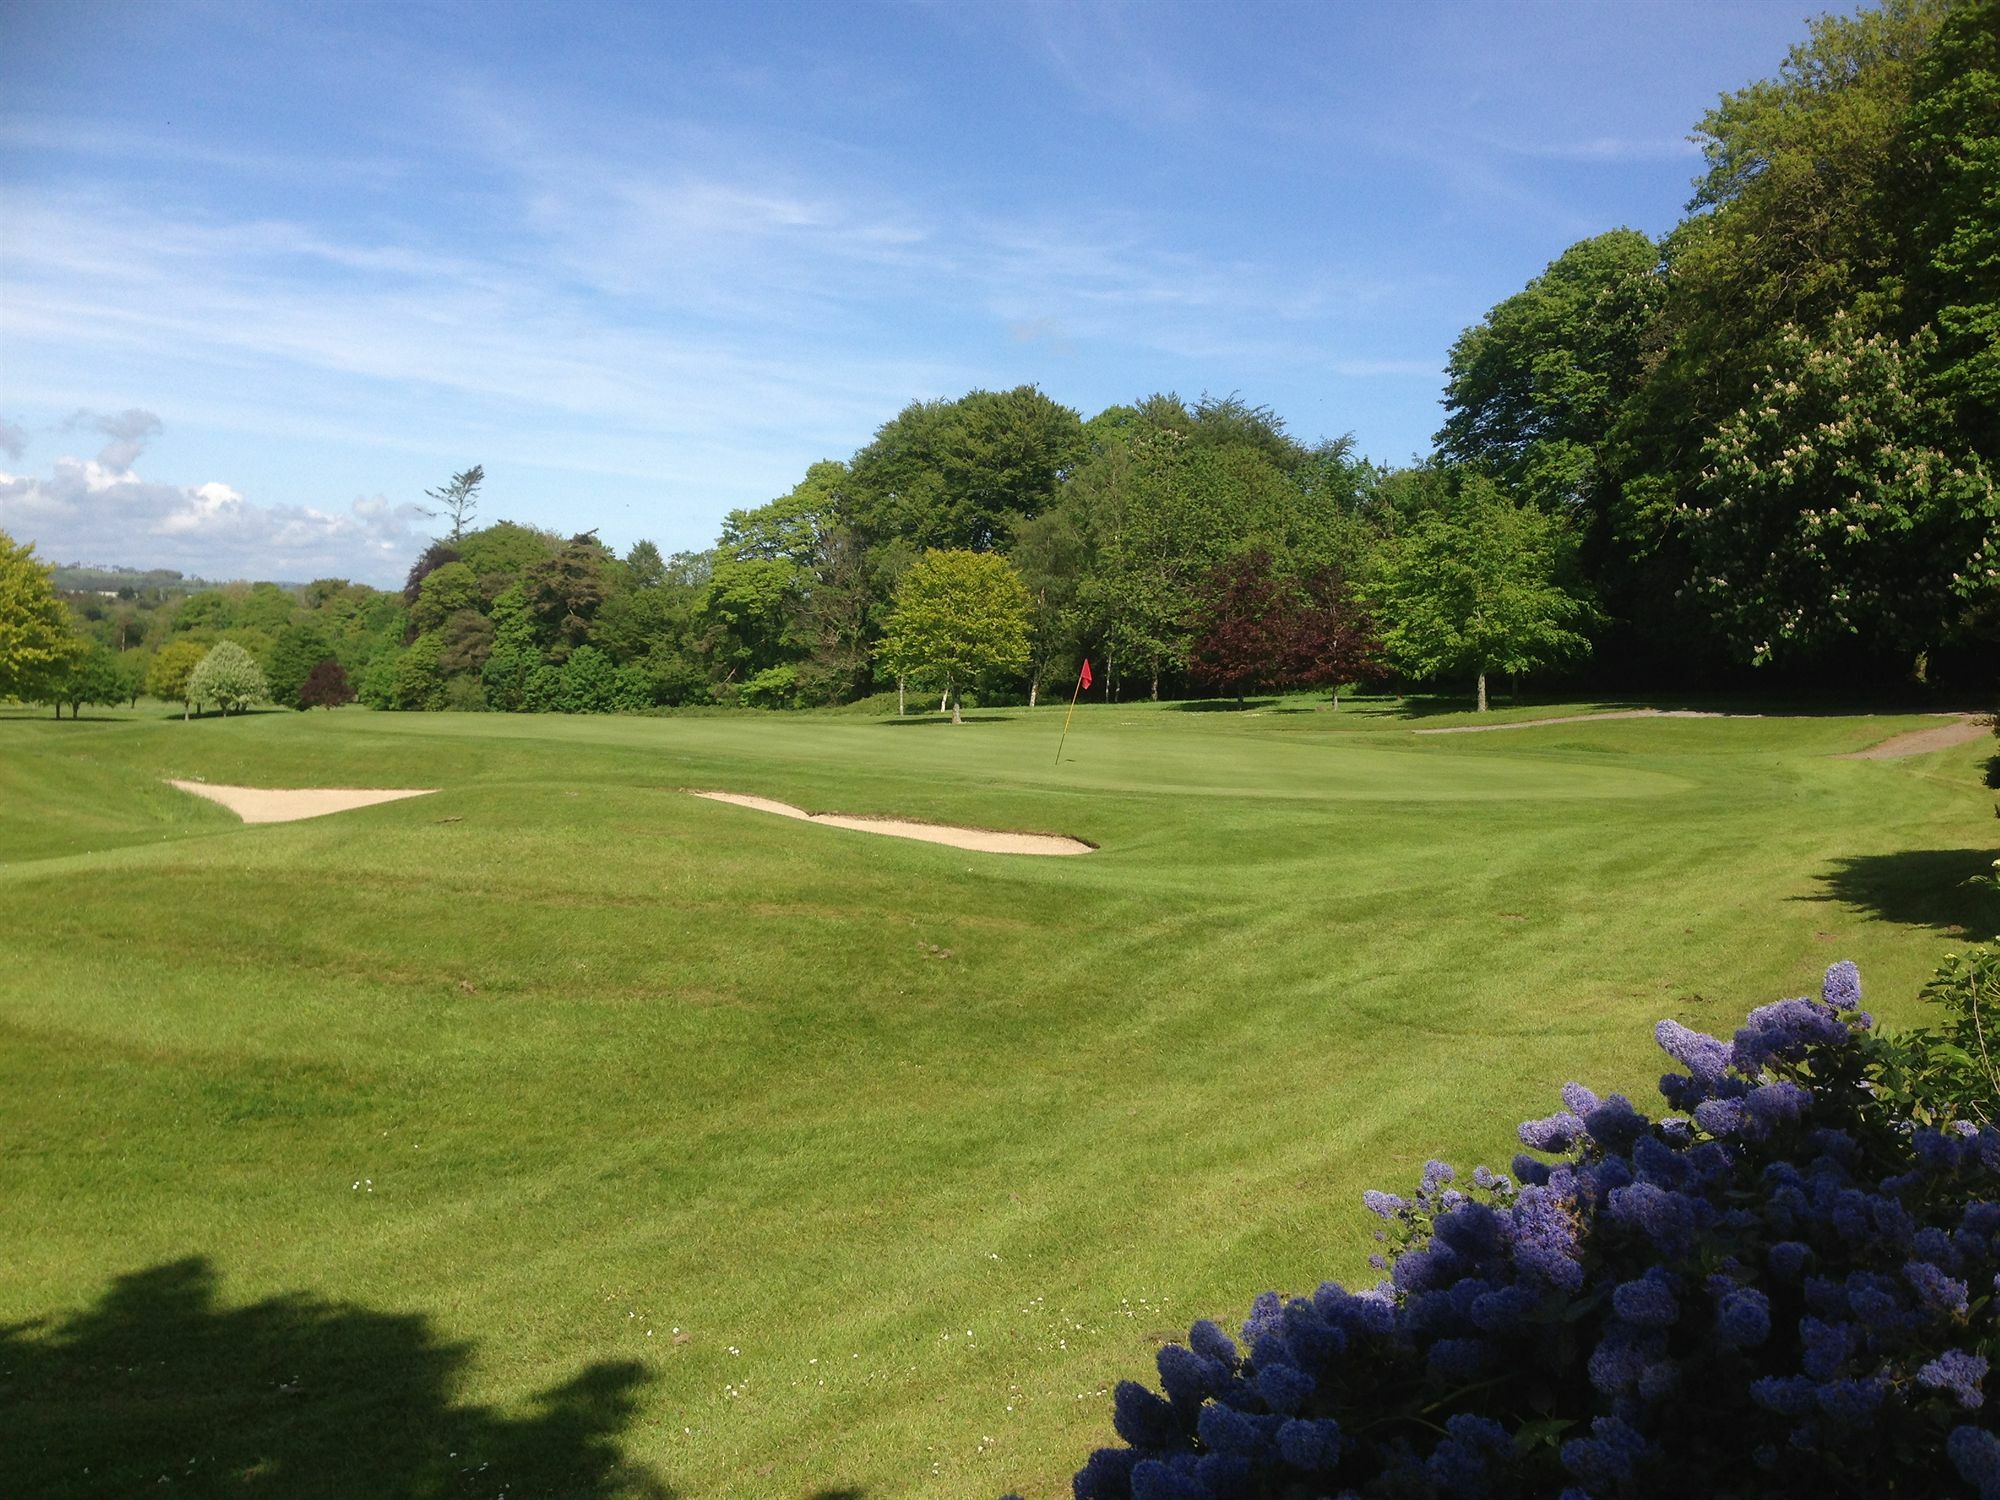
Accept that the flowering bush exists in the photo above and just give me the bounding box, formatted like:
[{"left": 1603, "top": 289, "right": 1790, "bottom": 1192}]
[{"left": 1048, "top": 960, "right": 2000, "bottom": 1499}]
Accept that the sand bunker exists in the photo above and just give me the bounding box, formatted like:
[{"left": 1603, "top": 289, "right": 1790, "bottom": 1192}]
[
  {"left": 1838, "top": 715, "right": 1989, "bottom": 760},
  {"left": 167, "top": 780, "right": 438, "bottom": 824},
  {"left": 688, "top": 790, "right": 1092, "bottom": 856},
  {"left": 1416, "top": 709, "right": 1730, "bottom": 735}
]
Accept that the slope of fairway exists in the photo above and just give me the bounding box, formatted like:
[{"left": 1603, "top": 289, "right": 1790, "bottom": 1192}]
[{"left": 2, "top": 700, "right": 1993, "bottom": 1497}]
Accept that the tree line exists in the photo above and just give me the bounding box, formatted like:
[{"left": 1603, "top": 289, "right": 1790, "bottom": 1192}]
[{"left": 4, "top": 0, "right": 1992, "bottom": 719}]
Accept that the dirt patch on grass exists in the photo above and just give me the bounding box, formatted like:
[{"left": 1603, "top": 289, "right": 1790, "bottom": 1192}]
[
  {"left": 687, "top": 790, "right": 1092, "bottom": 856},
  {"left": 1415, "top": 709, "right": 1731, "bottom": 735},
  {"left": 167, "top": 780, "right": 438, "bottom": 823},
  {"left": 1837, "top": 715, "right": 1989, "bottom": 760}
]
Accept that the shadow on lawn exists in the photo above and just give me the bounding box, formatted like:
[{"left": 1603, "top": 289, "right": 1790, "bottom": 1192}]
[
  {"left": 1, "top": 1256, "right": 672, "bottom": 1499},
  {"left": 877, "top": 713, "right": 1016, "bottom": 726},
  {"left": 1804, "top": 849, "right": 2000, "bottom": 936},
  {"left": 1169, "top": 698, "right": 1277, "bottom": 713}
]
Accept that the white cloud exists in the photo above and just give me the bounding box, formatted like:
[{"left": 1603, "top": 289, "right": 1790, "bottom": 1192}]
[{"left": 0, "top": 423, "right": 427, "bottom": 583}]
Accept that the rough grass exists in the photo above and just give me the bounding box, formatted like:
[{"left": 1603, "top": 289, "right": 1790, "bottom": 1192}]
[{"left": 1, "top": 696, "right": 1994, "bottom": 1498}]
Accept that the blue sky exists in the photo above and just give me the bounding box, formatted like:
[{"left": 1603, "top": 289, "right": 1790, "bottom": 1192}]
[{"left": 1, "top": 0, "right": 1817, "bottom": 585}]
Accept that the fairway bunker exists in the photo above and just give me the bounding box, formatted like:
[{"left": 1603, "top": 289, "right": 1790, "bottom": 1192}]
[
  {"left": 687, "top": 790, "right": 1093, "bottom": 856},
  {"left": 166, "top": 780, "right": 439, "bottom": 823}
]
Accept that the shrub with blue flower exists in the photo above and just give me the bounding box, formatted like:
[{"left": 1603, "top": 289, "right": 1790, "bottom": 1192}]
[{"left": 1033, "top": 956, "right": 2000, "bottom": 1499}]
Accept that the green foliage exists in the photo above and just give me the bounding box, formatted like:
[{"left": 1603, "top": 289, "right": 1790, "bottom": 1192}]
[
  {"left": 875, "top": 549, "right": 1031, "bottom": 722},
  {"left": 385, "top": 632, "right": 447, "bottom": 711},
  {"left": 624, "top": 539, "right": 667, "bottom": 590},
  {"left": 557, "top": 645, "right": 619, "bottom": 713},
  {"left": 266, "top": 624, "right": 336, "bottom": 711},
  {"left": 455, "top": 521, "right": 560, "bottom": 585},
  {"left": 145, "top": 638, "right": 209, "bottom": 711},
  {"left": 170, "top": 589, "right": 235, "bottom": 635},
  {"left": 1685, "top": 315, "right": 2000, "bottom": 664},
  {"left": 434, "top": 609, "right": 495, "bottom": 679},
  {"left": 1439, "top": 229, "right": 1662, "bottom": 512},
  {"left": 186, "top": 640, "right": 268, "bottom": 715},
  {"left": 521, "top": 533, "right": 613, "bottom": 658},
  {"left": 739, "top": 663, "right": 800, "bottom": 709},
  {"left": 1864, "top": 939, "right": 2000, "bottom": 1129},
  {"left": 0, "top": 530, "right": 79, "bottom": 703},
  {"left": 1903, "top": 0, "right": 2000, "bottom": 449},
  {"left": 410, "top": 560, "right": 478, "bottom": 634},
  {"left": 846, "top": 386, "right": 1085, "bottom": 553},
  {"left": 1368, "top": 474, "right": 1593, "bottom": 706},
  {"left": 699, "top": 556, "right": 804, "bottom": 676},
  {"left": 34, "top": 641, "right": 125, "bottom": 719}
]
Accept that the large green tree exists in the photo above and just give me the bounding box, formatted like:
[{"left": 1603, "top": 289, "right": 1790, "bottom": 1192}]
[
  {"left": 35, "top": 641, "right": 124, "bottom": 720},
  {"left": 874, "top": 550, "right": 1031, "bottom": 724},
  {"left": 0, "top": 530, "right": 78, "bottom": 705},
  {"left": 266, "top": 623, "right": 337, "bottom": 710},
  {"left": 1438, "top": 229, "right": 1662, "bottom": 514},
  {"left": 1685, "top": 314, "right": 1999, "bottom": 666},
  {"left": 844, "top": 386, "right": 1085, "bottom": 554},
  {"left": 1902, "top": 0, "right": 2000, "bottom": 455},
  {"left": 146, "top": 638, "right": 210, "bottom": 719},
  {"left": 187, "top": 641, "right": 269, "bottom": 716},
  {"left": 1368, "top": 475, "right": 1593, "bottom": 711}
]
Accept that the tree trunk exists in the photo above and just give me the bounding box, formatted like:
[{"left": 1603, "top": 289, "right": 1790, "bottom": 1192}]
[
  {"left": 1477, "top": 671, "right": 1489, "bottom": 713},
  {"left": 950, "top": 690, "right": 962, "bottom": 726},
  {"left": 183, "top": 699, "right": 190, "bottom": 722},
  {"left": 938, "top": 689, "right": 949, "bottom": 713},
  {"left": 1150, "top": 670, "right": 1159, "bottom": 701},
  {"left": 897, "top": 675, "right": 905, "bottom": 717},
  {"left": 52, "top": 703, "right": 59, "bottom": 719},
  {"left": 1028, "top": 680, "right": 1038, "bottom": 709},
  {"left": 1331, "top": 687, "right": 1340, "bottom": 710}
]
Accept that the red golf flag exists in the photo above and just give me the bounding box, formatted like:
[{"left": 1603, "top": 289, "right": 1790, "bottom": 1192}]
[{"left": 1079, "top": 658, "right": 1093, "bottom": 691}]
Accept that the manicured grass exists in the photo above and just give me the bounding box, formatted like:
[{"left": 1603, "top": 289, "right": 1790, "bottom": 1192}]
[{"left": 1, "top": 697, "right": 1993, "bottom": 1497}]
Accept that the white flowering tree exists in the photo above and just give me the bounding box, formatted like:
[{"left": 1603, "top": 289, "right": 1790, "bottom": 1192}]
[
  {"left": 187, "top": 640, "right": 269, "bottom": 716},
  {"left": 1684, "top": 314, "right": 2000, "bottom": 667}
]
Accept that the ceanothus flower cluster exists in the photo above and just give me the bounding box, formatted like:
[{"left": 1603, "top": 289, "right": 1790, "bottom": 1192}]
[{"left": 1045, "top": 963, "right": 2000, "bottom": 1499}]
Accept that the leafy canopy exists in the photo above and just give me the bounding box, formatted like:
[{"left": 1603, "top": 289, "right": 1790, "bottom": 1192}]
[
  {"left": 187, "top": 640, "right": 268, "bottom": 715},
  {"left": 0, "top": 530, "right": 79, "bottom": 703},
  {"left": 1368, "top": 474, "right": 1593, "bottom": 697},
  {"left": 874, "top": 549, "right": 1031, "bottom": 718}
]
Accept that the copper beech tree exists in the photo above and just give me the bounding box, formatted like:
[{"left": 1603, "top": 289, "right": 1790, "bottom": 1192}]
[{"left": 1189, "top": 547, "right": 1380, "bottom": 706}]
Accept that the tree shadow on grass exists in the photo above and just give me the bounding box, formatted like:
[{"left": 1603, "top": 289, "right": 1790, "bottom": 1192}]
[
  {"left": 1802, "top": 849, "right": 2000, "bottom": 936},
  {"left": 1169, "top": 698, "right": 1277, "bottom": 713},
  {"left": 877, "top": 714, "right": 1016, "bottom": 726},
  {"left": 1, "top": 1256, "right": 671, "bottom": 1499}
]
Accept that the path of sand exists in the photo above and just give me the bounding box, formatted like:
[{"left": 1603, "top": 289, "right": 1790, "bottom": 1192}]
[
  {"left": 1415, "top": 709, "right": 1730, "bottom": 735},
  {"left": 167, "top": 780, "right": 438, "bottom": 823},
  {"left": 1838, "top": 715, "right": 1989, "bottom": 760},
  {"left": 688, "top": 790, "right": 1092, "bottom": 856}
]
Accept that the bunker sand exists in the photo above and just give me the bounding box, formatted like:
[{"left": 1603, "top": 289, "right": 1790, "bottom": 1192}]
[
  {"left": 167, "top": 780, "right": 439, "bottom": 823},
  {"left": 688, "top": 790, "right": 1092, "bottom": 856}
]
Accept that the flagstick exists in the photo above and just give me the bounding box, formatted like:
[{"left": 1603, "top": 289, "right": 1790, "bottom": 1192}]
[{"left": 1054, "top": 664, "right": 1087, "bottom": 765}]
